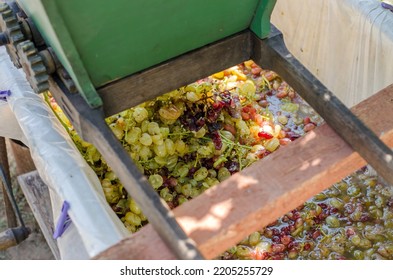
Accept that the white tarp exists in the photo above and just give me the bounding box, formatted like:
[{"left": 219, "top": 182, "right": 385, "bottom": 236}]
[
  {"left": 0, "top": 99, "right": 26, "bottom": 144},
  {"left": 271, "top": 0, "right": 393, "bottom": 107},
  {"left": 0, "top": 47, "right": 128, "bottom": 259}
]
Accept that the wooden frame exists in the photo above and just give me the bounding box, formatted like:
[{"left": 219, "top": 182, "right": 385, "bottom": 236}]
[
  {"left": 49, "top": 26, "right": 393, "bottom": 259},
  {"left": 7, "top": 23, "right": 388, "bottom": 259},
  {"left": 97, "top": 28, "right": 393, "bottom": 186},
  {"left": 98, "top": 31, "right": 251, "bottom": 117}
]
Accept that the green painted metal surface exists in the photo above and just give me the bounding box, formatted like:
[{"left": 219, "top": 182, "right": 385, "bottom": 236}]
[
  {"left": 251, "top": 0, "right": 277, "bottom": 39},
  {"left": 17, "top": 0, "right": 276, "bottom": 107}
]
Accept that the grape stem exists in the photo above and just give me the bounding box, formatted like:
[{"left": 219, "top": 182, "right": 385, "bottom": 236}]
[
  {"left": 217, "top": 131, "right": 252, "bottom": 171},
  {"left": 168, "top": 131, "right": 193, "bottom": 137},
  {"left": 194, "top": 153, "right": 200, "bottom": 168},
  {"left": 317, "top": 225, "right": 329, "bottom": 238},
  {"left": 219, "top": 131, "right": 252, "bottom": 150},
  {"left": 238, "top": 151, "right": 243, "bottom": 171},
  {"left": 262, "top": 76, "right": 272, "bottom": 90}
]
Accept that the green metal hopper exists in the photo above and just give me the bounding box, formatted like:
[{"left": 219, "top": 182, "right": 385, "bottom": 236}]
[{"left": 17, "top": 0, "right": 276, "bottom": 107}]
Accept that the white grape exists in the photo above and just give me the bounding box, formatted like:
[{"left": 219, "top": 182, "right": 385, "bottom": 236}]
[
  {"left": 139, "top": 146, "right": 152, "bottom": 160},
  {"left": 147, "top": 122, "right": 160, "bottom": 135},
  {"left": 125, "top": 127, "right": 141, "bottom": 144},
  {"left": 148, "top": 174, "right": 163, "bottom": 189},
  {"left": 109, "top": 123, "right": 124, "bottom": 140},
  {"left": 133, "top": 107, "right": 148, "bottom": 123},
  {"left": 175, "top": 139, "right": 187, "bottom": 155},
  {"left": 152, "top": 134, "right": 164, "bottom": 145},
  {"left": 139, "top": 133, "right": 153, "bottom": 146},
  {"left": 154, "top": 156, "right": 167, "bottom": 166},
  {"left": 194, "top": 167, "right": 208, "bottom": 181},
  {"left": 194, "top": 127, "right": 206, "bottom": 138},
  {"left": 153, "top": 143, "right": 167, "bottom": 157},
  {"left": 165, "top": 139, "right": 175, "bottom": 155}
]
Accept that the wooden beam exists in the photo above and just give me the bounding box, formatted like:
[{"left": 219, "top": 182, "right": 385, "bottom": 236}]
[
  {"left": 95, "top": 84, "right": 393, "bottom": 260},
  {"left": 0, "top": 137, "right": 17, "bottom": 228},
  {"left": 98, "top": 31, "right": 251, "bottom": 117},
  {"left": 9, "top": 140, "right": 36, "bottom": 176},
  {"left": 17, "top": 171, "right": 59, "bottom": 259}
]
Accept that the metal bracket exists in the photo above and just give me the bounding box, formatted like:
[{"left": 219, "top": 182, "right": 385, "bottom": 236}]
[{"left": 250, "top": 0, "right": 277, "bottom": 39}]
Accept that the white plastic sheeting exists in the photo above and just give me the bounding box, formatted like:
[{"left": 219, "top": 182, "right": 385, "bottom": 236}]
[
  {"left": 0, "top": 47, "right": 129, "bottom": 259},
  {"left": 0, "top": 99, "right": 26, "bottom": 144},
  {"left": 271, "top": 0, "right": 393, "bottom": 107}
]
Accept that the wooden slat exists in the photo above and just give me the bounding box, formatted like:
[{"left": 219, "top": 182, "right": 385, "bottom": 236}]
[
  {"left": 0, "top": 137, "right": 18, "bottom": 228},
  {"left": 17, "top": 171, "right": 60, "bottom": 259},
  {"left": 98, "top": 31, "right": 251, "bottom": 117},
  {"left": 9, "top": 140, "right": 36, "bottom": 176},
  {"left": 95, "top": 84, "right": 393, "bottom": 260}
]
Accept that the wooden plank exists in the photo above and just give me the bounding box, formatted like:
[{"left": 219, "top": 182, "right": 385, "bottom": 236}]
[
  {"left": 0, "top": 228, "right": 21, "bottom": 250},
  {"left": 0, "top": 137, "right": 17, "bottom": 228},
  {"left": 9, "top": 140, "right": 35, "bottom": 176},
  {"left": 98, "top": 31, "right": 251, "bottom": 117},
  {"left": 95, "top": 84, "right": 393, "bottom": 260},
  {"left": 17, "top": 171, "right": 60, "bottom": 259}
]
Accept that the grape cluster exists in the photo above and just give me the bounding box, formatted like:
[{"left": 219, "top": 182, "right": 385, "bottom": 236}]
[
  {"left": 50, "top": 61, "right": 312, "bottom": 233},
  {"left": 90, "top": 61, "right": 320, "bottom": 232}
]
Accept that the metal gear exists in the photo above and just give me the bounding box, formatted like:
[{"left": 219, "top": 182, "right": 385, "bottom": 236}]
[
  {"left": 17, "top": 40, "right": 49, "bottom": 93},
  {"left": 0, "top": 2, "right": 24, "bottom": 67}
]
